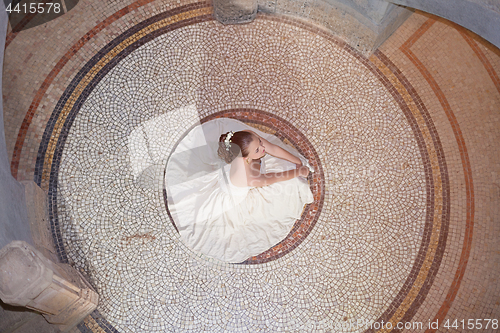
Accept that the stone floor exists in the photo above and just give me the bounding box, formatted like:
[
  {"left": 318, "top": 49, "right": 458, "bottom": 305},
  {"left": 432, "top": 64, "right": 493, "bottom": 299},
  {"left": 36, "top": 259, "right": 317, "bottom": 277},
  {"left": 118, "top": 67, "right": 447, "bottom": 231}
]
[
  {"left": 3, "top": 0, "right": 500, "bottom": 332},
  {"left": 0, "top": 300, "right": 64, "bottom": 333}
]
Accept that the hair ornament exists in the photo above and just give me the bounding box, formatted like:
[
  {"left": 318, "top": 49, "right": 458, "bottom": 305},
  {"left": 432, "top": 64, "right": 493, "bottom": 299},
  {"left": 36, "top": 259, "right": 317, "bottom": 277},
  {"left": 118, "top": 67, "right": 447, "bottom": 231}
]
[{"left": 224, "top": 131, "right": 234, "bottom": 151}]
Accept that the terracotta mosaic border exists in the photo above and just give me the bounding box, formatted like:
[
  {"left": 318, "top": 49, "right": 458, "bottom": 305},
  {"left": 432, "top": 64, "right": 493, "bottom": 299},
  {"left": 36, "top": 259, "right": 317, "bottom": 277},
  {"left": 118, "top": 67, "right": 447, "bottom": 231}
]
[
  {"left": 29, "top": 6, "right": 451, "bottom": 333},
  {"left": 399, "top": 18, "right": 475, "bottom": 333},
  {"left": 459, "top": 32, "right": 500, "bottom": 96}
]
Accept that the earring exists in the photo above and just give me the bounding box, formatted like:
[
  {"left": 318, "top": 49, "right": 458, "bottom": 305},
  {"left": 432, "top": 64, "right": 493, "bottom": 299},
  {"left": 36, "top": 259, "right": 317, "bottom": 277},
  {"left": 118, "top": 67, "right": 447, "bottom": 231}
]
[{"left": 246, "top": 158, "right": 251, "bottom": 165}]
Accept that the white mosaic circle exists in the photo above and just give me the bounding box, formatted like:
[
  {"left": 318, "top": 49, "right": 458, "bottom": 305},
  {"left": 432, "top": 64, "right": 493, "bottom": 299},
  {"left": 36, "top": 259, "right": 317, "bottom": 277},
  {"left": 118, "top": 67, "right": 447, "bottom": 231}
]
[{"left": 56, "top": 19, "right": 427, "bottom": 332}]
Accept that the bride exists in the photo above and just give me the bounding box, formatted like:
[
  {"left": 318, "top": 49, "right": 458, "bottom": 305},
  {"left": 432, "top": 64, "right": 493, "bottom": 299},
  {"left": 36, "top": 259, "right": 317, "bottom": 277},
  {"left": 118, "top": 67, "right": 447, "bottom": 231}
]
[
  {"left": 166, "top": 118, "right": 314, "bottom": 263},
  {"left": 218, "top": 130, "right": 311, "bottom": 187}
]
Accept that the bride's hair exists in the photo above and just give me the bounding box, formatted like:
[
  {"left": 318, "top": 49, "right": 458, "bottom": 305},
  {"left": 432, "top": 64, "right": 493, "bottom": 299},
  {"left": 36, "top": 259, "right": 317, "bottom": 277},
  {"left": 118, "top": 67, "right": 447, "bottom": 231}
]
[{"left": 218, "top": 131, "right": 254, "bottom": 163}]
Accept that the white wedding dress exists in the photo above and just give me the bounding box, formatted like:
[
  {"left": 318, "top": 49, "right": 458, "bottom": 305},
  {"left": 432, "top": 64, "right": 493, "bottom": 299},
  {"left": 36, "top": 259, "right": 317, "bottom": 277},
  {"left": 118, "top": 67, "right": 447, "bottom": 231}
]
[{"left": 165, "top": 118, "right": 314, "bottom": 263}]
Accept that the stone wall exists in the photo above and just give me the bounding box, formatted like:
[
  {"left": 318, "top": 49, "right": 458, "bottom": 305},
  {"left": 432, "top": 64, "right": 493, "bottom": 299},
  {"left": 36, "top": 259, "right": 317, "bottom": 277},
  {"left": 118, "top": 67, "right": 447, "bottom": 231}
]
[
  {"left": 0, "top": 1, "right": 32, "bottom": 250},
  {"left": 387, "top": 0, "right": 500, "bottom": 49}
]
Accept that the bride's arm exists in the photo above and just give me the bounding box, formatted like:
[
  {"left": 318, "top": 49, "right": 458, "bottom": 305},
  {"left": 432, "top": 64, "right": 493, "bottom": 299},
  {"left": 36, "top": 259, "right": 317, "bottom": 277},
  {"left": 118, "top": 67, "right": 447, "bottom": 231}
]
[
  {"left": 248, "top": 166, "right": 310, "bottom": 187},
  {"left": 243, "top": 130, "right": 302, "bottom": 165}
]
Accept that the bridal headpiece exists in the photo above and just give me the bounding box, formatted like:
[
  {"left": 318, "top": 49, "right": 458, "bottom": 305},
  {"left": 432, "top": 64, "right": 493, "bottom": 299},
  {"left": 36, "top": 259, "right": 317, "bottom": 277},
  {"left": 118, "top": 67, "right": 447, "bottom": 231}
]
[{"left": 224, "top": 131, "right": 234, "bottom": 151}]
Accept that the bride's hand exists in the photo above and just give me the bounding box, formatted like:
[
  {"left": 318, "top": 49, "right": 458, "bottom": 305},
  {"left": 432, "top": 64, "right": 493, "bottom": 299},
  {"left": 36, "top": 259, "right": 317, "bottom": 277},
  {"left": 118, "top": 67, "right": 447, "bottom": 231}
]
[{"left": 297, "top": 165, "right": 310, "bottom": 177}]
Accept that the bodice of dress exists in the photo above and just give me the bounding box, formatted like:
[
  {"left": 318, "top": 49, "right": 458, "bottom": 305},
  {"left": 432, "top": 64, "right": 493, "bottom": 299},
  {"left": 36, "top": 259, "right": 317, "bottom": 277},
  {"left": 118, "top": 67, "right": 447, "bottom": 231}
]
[{"left": 218, "top": 163, "right": 250, "bottom": 199}]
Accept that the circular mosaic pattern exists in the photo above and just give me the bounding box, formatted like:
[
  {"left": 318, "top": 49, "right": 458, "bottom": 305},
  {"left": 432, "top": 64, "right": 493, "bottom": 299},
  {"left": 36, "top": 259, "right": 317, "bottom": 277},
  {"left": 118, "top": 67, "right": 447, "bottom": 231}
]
[{"left": 36, "top": 6, "right": 449, "bottom": 332}]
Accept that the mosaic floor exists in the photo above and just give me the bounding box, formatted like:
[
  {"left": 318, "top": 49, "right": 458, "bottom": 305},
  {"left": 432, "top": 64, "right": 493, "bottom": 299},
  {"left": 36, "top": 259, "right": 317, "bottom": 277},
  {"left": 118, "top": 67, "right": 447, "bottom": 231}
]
[{"left": 3, "top": 0, "right": 500, "bottom": 332}]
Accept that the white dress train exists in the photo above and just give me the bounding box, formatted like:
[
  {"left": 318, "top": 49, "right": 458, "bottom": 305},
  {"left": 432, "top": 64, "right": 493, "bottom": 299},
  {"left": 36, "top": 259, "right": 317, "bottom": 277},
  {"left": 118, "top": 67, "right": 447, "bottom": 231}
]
[{"left": 165, "top": 118, "right": 314, "bottom": 263}]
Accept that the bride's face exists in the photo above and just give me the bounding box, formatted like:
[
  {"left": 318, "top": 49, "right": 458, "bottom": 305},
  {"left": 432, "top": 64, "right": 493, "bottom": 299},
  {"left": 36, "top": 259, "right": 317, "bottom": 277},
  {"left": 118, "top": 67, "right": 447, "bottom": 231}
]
[{"left": 246, "top": 135, "right": 266, "bottom": 161}]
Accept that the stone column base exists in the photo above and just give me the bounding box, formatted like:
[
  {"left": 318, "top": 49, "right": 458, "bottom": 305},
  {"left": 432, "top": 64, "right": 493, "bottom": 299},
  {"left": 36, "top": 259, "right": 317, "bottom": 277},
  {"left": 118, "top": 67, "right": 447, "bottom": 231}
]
[
  {"left": 214, "top": 0, "right": 258, "bottom": 24},
  {"left": 258, "top": 0, "right": 413, "bottom": 56},
  {"left": 0, "top": 241, "right": 98, "bottom": 332}
]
